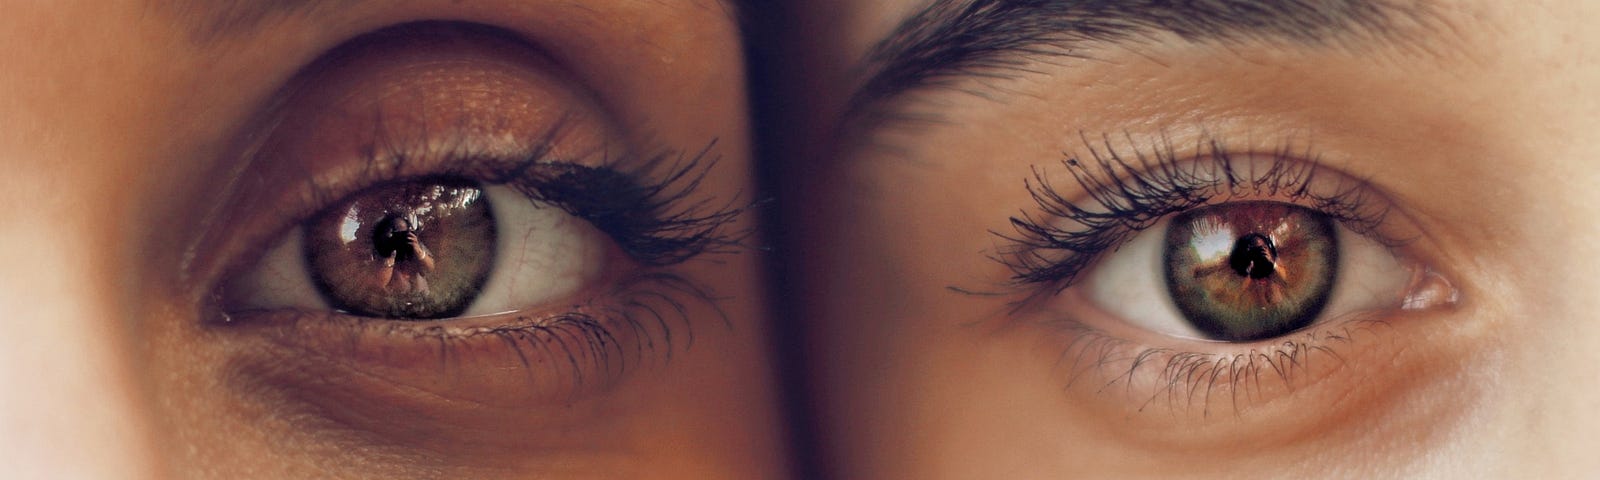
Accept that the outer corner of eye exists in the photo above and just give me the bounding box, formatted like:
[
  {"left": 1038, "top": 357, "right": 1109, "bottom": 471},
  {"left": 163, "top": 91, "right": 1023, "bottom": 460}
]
[{"left": 1079, "top": 201, "right": 1431, "bottom": 343}]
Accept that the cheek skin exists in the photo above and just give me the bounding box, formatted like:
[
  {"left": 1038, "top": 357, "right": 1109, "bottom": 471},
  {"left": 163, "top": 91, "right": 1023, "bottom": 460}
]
[{"left": 4, "top": 1, "right": 783, "bottom": 479}]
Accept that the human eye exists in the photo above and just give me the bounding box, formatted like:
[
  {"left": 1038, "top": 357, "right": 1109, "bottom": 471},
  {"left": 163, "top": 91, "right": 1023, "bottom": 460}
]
[
  {"left": 214, "top": 154, "right": 732, "bottom": 400},
  {"left": 164, "top": 19, "right": 773, "bottom": 472},
  {"left": 997, "top": 135, "right": 1460, "bottom": 418}
]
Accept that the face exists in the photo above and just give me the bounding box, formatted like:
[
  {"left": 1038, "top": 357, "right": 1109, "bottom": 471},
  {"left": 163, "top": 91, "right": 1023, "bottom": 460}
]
[
  {"left": 0, "top": 1, "right": 786, "bottom": 478},
  {"left": 773, "top": 0, "right": 1600, "bottom": 477}
]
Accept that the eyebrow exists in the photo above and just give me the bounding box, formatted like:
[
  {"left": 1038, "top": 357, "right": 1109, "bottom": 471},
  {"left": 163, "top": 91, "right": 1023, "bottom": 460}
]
[
  {"left": 166, "top": 0, "right": 353, "bottom": 43},
  {"left": 171, "top": 0, "right": 743, "bottom": 44},
  {"left": 849, "top": 0, "right": 1434, "bottom": 120}
]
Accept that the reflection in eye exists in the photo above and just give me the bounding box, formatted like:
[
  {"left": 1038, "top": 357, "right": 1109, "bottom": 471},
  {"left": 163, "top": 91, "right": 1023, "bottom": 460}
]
[
  {"left": 996, "top": 135, "right": 1459, "bottom": 410},
  {"left": 224, "top": 177, "right": 607, "bottom": 320},
  {"left": 200, "top": 23, "right": 748, "bottom": 410},
  {"left": 1082, "top": 200, "right": 1412, "bottom": 342}
]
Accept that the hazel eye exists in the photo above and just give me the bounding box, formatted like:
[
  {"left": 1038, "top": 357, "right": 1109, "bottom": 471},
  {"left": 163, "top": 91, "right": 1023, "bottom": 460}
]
[
  {"left": 305, "top": 179, "right": 497, "bottom": 319},
  {"left": 1082, "top": 200, "right": 1412, "bottom": 342},
  {"left": 223, "top": 177, "right": 607, "bottom": 320},
  {"left": 1163, "top": 201, "right": 1338, "bottom": 341}
]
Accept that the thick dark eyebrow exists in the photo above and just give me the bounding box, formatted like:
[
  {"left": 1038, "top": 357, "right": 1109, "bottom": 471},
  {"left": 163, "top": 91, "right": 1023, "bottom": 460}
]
[{"left": 849, "top": 0, "right": 1433, "bottom": 119}]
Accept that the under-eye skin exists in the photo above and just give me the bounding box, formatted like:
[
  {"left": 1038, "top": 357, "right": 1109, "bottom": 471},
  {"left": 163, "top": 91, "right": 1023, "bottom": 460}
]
[
  {"left": 192, "top": 23, "right": 745, "bottom": 432},
  {"left": 996, "top": 133, "right": 1458, "bottom": 412}
]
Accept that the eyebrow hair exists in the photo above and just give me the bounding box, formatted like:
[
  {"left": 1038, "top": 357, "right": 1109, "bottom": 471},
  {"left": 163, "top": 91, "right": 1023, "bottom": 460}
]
[
  {"left": 170, "top": 0, "right": 743, "bottom": 44},
  {"left": 165, "top": 0, "right": 354, "bottom": 43},
  {"left": 849, "top": 0, "right": 1433, "bottom": 120}
]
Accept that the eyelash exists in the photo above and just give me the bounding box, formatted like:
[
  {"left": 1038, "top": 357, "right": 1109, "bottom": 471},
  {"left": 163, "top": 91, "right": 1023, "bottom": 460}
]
[
  {"left": 997, "top": 132, "right": 1412, "bottom": 414},
  {"left": 1001, "top": 132, "right": 1394, "bottom": 291},
  {"left": 215, "top": 121, "right": 742, "bottom": 397}
]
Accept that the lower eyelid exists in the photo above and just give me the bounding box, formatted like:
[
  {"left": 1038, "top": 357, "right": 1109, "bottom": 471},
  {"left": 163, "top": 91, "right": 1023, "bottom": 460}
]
[
  {"left": 1036, "top": 284, "right": 1403, "bottom": 409},
  {"left": 213, "top": 271, "right": 717, "bottom": 443}
]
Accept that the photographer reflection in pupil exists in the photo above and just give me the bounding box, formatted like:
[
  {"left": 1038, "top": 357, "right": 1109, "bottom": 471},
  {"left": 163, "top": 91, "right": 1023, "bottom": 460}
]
[{"left": 373, "top": 215, "right": 434, "bottom": 296}]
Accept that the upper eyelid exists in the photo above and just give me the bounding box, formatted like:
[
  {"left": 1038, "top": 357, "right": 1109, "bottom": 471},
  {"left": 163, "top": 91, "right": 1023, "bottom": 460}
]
[
  {"left": 180, "top": 23, "right": 624, "bottom": 289},
  {"left": 997, "top": 133, "right": 1415, "bottom": 294}
]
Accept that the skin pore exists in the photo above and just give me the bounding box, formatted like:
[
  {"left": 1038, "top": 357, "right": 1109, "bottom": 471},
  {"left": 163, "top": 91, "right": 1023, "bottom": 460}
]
[
  {"left": 0, "top": 1, "right": 787, "bottom": 478},
  {"left": 768, "top": 0, "right": 1600, "bottom": 478}
]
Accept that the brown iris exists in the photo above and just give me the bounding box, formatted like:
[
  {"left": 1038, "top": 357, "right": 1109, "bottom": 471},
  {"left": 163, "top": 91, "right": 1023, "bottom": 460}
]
[
  {"left": 1162, "top": 201, "right": 1338, "bottom": 341},
  {"left": 304, "top": 178, "right": 496, "bottom": 319}
]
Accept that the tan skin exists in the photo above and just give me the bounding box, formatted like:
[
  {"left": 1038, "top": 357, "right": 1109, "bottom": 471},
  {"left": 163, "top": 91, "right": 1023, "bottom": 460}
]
[
  {"left": 10, "top": 0, "right": 1600, "bottom": 478},
  {"left": 778, "top": 0, "right": 1600, "bottom": 478},
  {"left": 0, "top": 1, "right": 786, "bottom": 478}
]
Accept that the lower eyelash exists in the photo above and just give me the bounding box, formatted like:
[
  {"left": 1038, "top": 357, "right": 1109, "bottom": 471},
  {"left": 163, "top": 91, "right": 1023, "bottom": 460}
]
[
  {"left": 226, "top": 271, "right": 724, "bottom": 402},
  {"left": 988, "top": 131, "right": 1421, "bottom": 414},
  {"left": 1043, "top": 314, "right": 1393, "bottom": 417},
  {"left": 212, "top": 118, "right": 747, "bottom": 403}
]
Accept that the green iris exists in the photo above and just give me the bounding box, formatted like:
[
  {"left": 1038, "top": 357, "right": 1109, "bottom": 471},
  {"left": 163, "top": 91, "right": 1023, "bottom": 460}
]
[{"left": 1162, "top": 201, "right": 1338, "bottom": 341}]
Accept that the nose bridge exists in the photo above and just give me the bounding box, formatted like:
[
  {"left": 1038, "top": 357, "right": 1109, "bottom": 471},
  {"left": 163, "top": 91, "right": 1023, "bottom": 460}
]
[{"left": 0, "top": 187, "right": 160, "bottom": 479}]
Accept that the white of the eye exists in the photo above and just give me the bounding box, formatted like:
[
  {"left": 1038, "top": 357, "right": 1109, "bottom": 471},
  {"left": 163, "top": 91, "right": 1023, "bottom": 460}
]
[
  {"left": 459, "top": 186, "right": 605, "bottom": 316},
  {"left": 228, "top": 185, "right": 605, "bottom": 317},
  {"left": 1082, "top": 217, "right": 1412, "bottom": 341},
  {"left": 228, "top": 232, "right": 329, "bottom": 311}
]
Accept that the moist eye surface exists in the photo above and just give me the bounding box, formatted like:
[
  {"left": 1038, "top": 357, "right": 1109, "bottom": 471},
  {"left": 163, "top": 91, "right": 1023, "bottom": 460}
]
[
  {"left": 304, "top": 178, "right": 495, "bottom": 319},
  {"left": 1163, "top": 201, "right": 1338, "bottom": 341}
]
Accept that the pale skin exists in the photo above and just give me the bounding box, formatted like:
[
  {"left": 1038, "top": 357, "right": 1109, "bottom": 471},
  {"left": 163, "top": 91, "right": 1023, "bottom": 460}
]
[
  {"left": 0, "top": 1, "right": 786, "bottom": 479},
  {"left": 773, "top": 0, "right": 1600, "bottom": 478}
]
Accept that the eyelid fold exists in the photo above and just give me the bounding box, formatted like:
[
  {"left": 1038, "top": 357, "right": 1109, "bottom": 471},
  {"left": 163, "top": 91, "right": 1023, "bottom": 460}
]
[
  {"left": 179, "top": 22, "right": 742, "bottom": 443},
  {"left": 187, "top": 22, "right": 623, "bottom": 293},
  {"left": 984, "top": 131, "right": 1465, "bottom": 439},
  {"left": 1000, "top": 134, "right": 1421, "bottom": 295}
]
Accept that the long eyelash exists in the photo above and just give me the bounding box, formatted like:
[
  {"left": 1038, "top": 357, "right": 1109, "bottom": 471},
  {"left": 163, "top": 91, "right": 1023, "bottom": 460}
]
[
  {"left": 1000, "top": 132, "right": 1391, "bottom": 291},
  {"left": 231, "top": 271, "right": 727, "bottom": 402},
  {"left": 1044, "top": 314, "right": 1391, "bottom": 417},
  {"left": 459, "top": 272, "right": 727, "bottom": 395},
  {"left": 227, "top": 118, "right": 742, "bottom": 397},
  {"left": 505, "top": 143, "right": 746, "bottom": 267},
  {"left": 340, "top": 117, "right": 747, "bottom": 268}
]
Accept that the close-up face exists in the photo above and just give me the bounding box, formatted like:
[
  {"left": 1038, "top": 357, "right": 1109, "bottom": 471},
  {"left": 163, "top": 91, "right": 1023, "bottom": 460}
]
[
  {"left": 770, "top": 0, "right": 1600, "bottom": 478},
  {"left": 7, "top": 0, "right": 1600, "bottom": 478},
  {"left": 0, "top": 1, "right": 787, "bottom": 478}
]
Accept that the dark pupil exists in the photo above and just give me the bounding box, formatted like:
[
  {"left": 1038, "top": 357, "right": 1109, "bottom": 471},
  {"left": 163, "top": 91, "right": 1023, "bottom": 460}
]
[
  {"left": 1228, "top": 233, "right": 1277, "bottom": 280},
  {"left": 1162, "top": 202, "right": 1339, "bottom": 342},
  {"left": 303, "top": 179, "right": 496, "bottom": 319}
]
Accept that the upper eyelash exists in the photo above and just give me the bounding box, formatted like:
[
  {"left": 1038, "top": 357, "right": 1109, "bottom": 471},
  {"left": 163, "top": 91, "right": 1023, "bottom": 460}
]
[
  {"left": 214, "top": 122, "right": 742, "bottom": 400},
  {"left": 999, "top": 132, "right": 1393, "bottom": 291},
  {"left": 503, "top": 142, "right": 747, "bottom": 267},
  {"left": 310, "top": 118, "right": 748, "bottom": 268}
]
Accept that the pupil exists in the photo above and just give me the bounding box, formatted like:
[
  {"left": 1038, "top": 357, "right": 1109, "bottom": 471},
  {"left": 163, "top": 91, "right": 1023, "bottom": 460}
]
[{"left": 1228, "top": 233, "right": 1277, "bottom": 280}]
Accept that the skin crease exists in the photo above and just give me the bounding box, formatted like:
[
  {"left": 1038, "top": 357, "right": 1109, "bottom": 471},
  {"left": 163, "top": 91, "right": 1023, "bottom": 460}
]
[
  {"left": 773, "top": 0, "right": 1600, "bottom": 478},
  {"left": 0, "top": 0, "right": 788, "bottom": 479}
]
